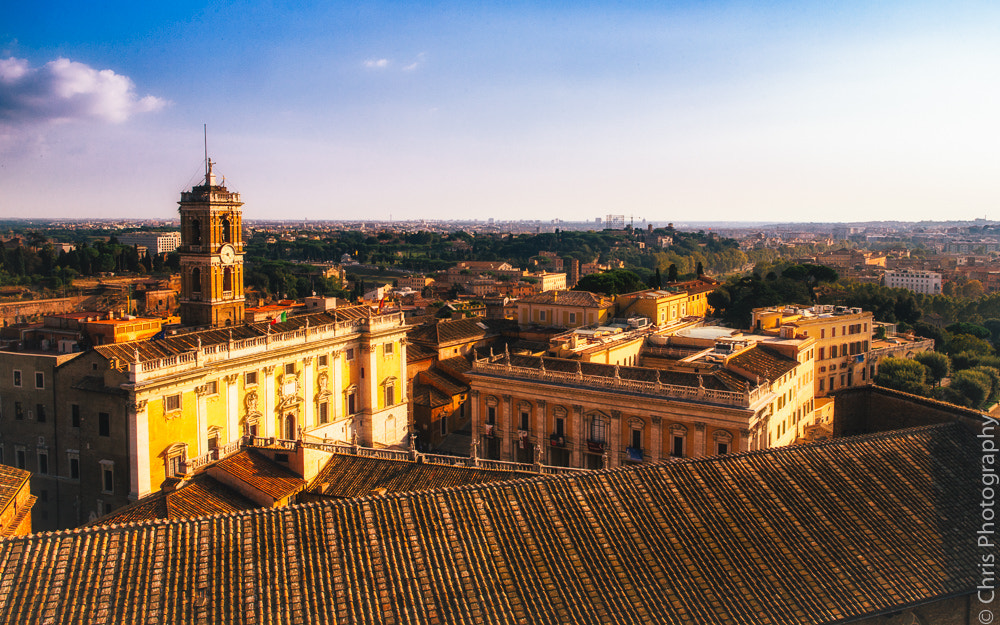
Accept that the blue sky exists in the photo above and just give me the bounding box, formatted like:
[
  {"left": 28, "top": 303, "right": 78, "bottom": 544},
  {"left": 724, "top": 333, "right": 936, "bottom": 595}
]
[{"left": 1, "top": 1, "right": 998, "bottom": 223}]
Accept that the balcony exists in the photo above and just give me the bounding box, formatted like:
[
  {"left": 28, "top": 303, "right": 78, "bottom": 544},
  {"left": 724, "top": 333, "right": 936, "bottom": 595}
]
[
  {"left": 626, "top": 446, "right": 644, "bottom": 462},
  {"left": 484, "top": 424, "right": 496, "bottom": 438},
  {"left": 586, "top": 439, "right": 605, "bottom": 453},
  {"left": 549, "top": 434, "right": 566, "bottom": 448}
]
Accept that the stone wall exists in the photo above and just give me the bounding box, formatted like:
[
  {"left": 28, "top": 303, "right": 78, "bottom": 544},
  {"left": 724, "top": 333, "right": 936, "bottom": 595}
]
[{"left": 833, "top": 384, "right": 987, "bottom": 437}]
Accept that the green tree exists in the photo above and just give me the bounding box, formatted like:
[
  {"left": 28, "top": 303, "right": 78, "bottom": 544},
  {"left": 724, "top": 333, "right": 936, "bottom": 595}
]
[
  {"left": 667, "top": 264, "right": 678, "bottom": 282},
  {"left": 913, "top": 351, "right": 950, "bottom": 386},
  {"left": 947, "top": 334, "right": 993, "bottom": 356},
  {"left": 874, "top": 357, "right": 928, "bottom": 396},
  {"left": 948, "top": 369, "right": 992, "bottom": 408},
  {"left": 573, "top": 269, "right": 646, "bottom": 296}
]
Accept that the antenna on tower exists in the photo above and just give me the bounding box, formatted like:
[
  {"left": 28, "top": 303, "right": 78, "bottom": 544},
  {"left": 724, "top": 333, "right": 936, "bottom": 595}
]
[{"left": 204, "top": 124, "right": 209, "bottom": 179}]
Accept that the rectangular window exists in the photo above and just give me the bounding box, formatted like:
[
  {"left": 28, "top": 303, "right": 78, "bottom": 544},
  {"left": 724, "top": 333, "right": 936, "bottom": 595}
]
[
  {"left": 818, "top": 347, "right": 825, "bottom": 360},
  {"left": 441, "top": 415, "right": 448, "bottom": 435},
  {"left": 14, "top": 402, "right": 23, "bottom": 420},
  {"left": 37, "top": 451, "right": 48, "bottom": 475},
  {"left": 829, "top": 376, "right": 835, "bottom": 390},
  {"left": 539, "top": 310, "right": 546, "bottom": 322},
  {"left": 384, "top": 342, "right": 394, "bottom": 356},
  {"left": 165, "top": 394, "right": 181, "bottom": 412},
  {"left": 35, "top": 371, "right": 44, "bottom": 389},
  {"left": 591, "top": 419, "right": 606, "bottom": 443},
  {"left": 487, "top": 406, "right": 496, "bottom": 425},
  {"left": 98, "top": 412, "right": 110, "bottom": 437},
  {"left": 245, "top": 371, "right": 258, "bottom": 386},
  {"left": 204, "top": 380, "right": 218, "bottom": 395},
  {"left": 71, "top": 404, "right": 81, "bottom": 428},
  {"left": 718, "top": 442, "right": 729, "bottom": 455},
  {"left": 347, "top": 391, "right": 356, "bottom": 415},
  {"left": 15, "top": 448, "right": 26, "bottom": 470},
  {"left": 318, "top": 402, "right": 329, "bottom": 424},
  {"left": 36, "top": 404, "right": 45, "bottom": 423},
  {"left": 167, "top": 455, "right": 183, "bottom": 477},
  {"left": 631, "top": 429, "right": 642, "bottom": 450},
  {"left": 384, "top": 383, "right": 395, "bottom": 407},
  {"left": 569, "top": 312, "right": 577, "bottom": 324},
  {"left": 820, "top": 329, "right": 825, "bottom": 339},
  {"left": 830, "top": 345, "right": 838, "bottom": 358},
  {"left": 819, "top": 379, "right": 825, "bottom": 391},
  {"left": 672, "top": 436, "right": 684, "bottom": 457},
  {"left": 69, "top": 456, "right": 80, "bottom": 480},
  {"left": 346, "top": 348, "right": 355, "bottom": 361},
  {"left": 555, "top": 417, "right": 565, "bottom": 437},
  {"left": 520, "top": 411, "right": 530, "bottom": 431},
  {"left": 318, "top": 355, "right": 328, "bottom": 367},
  {"left": 285, "top": 363, "right": 296, "bottom": 375},
  {"left": 102, "top": 463, "right": 114, "bottom": 494},
  {"left": 12, "top": 370, "right": 21, "bottom": 387}
]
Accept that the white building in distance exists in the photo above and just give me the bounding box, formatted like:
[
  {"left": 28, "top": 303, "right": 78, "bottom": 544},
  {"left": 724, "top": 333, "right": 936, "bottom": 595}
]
[{"left": 884, "top": 269, "right": 942, "bottom": 295}]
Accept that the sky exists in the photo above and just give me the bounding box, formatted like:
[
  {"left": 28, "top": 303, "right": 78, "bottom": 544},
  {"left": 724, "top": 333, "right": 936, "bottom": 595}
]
[{"left": 1, "top": 1, "right": 998, "bottom": 223}]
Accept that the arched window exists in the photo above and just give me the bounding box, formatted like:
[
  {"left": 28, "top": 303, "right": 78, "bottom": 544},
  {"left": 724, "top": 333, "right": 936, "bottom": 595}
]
[
  {"left": 191, "top": 267, "right": 201, "bottom": 293},
  {"left": 221, "top": 215, "right": 232, "bottom": 243},
  {"left": 284, "top": 413, "right": 297, "bottom": 440},
  {"left": 223, "top": 266, "right": 233, "bottom": 292},
  {"left": 190, "top": 219, "right": 201, "bottom": 246}
]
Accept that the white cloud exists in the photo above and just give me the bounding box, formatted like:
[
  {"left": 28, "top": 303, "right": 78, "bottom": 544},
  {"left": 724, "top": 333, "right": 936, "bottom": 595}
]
[
  {"left": 0, "top": 57, "right": 168, "bottom": 125},
  {"left": 363, "top": 58, "right": 390, "bottom": 69},
  {"left": 402, "top": 53, "right": 426, "bottom": 72}
]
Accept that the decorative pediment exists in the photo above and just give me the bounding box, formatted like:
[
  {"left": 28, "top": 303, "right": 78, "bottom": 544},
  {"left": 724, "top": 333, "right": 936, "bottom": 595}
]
[
  {"left": 277, "top": 374, "right": 304, "bottom": 411},
  {"left": 244, "top": 391, "right": 262, "bottom": 419}
]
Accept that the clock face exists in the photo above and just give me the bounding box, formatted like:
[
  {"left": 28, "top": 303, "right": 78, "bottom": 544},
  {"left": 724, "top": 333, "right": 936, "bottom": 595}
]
[{"left": 220, "top": 244, "right": 236, "bottom": 264}]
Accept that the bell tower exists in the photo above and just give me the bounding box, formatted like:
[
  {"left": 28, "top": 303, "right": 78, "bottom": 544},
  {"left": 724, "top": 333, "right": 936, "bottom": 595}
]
[{"left": 177, "top": 158, "right": 245, "bottom": 327}]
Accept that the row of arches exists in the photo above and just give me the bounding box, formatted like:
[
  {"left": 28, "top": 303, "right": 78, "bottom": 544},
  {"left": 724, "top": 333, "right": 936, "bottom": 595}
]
[{"left": 185, "top": 214, "right": 239, "bottom": 247}]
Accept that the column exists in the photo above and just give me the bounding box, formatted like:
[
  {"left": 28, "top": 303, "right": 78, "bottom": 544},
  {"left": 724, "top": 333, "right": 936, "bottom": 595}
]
[
  {"left": 224, "top": 374, "right": 239, "bottom": 443},
  {"left": 534, "top": 400, "right": 546, "bottom": 463},
  {"left": 303, "top": 356, "right": 314, "bottom": 429},
  {"left": 609, "top": 410, "right": 621, "bottom": 468},
  {"left": 693, "top": 422, "right": 706, "bottom": 458},
  {"left": 398, "top": 337, "right": 408, "bottom": 404},
  {"left": 365, "top": 343, "right": 379, "bottom": 443},
  {"left": 127, "top": 398, "right": 150, "bottom": 501},
  {"left": 651, "top": 415, "right": 662, "bottom": 462},
  {"left": 501, "top": 394, "right": 512, "bottom": 461},
  {"left": 470, "top": 390, "right": 481, "bottom": 458},
  {"left": 571, "top": 405, "right": 583, "bottom": 468},
  {"left": 331, "top": 349, "right": 342, "bottom": 422},
  {"left": 263, "top": 365, "right": 276, "bottom": 438},
  {"left": 195, "top": 385, "right": 209, "bottom": 456},
  {"left": 739, "top": 428, "right": 751, "bottom": 454}
]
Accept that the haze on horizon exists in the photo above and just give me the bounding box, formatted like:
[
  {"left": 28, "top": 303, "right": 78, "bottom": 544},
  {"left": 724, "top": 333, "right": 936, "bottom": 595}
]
[{"left": 1, "top": 1, "right": 997, "bottom": 224}]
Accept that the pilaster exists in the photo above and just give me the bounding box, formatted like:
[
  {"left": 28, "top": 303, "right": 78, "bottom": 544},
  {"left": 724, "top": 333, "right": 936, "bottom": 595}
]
[
  {"left": 694, "top": 422, "right": 707, "bottom": 458},
  {"left": 303, "top": 356, "right": 314, "bottom": 429},
  {"left": 651, "top": 415, "right": 662, "bottom": 462},
  {"left": 224, "top": 373, "right": 239, "bottom": 443},
  {"left": 263, "top": 365, "right": 276, "bottom": 439},
  {"left": 128, "top": 398, "right": 150, "bottom": 501},
  {"left": 571, "top": 405, "right": 583, "bottom": 468},
  {"left": 609, "top": 410, "right": 621, "bottom": 468}
]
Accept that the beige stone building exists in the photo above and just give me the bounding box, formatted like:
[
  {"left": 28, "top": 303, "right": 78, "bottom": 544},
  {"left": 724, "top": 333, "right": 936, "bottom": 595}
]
[
  {"left": 753, "top": 304, "right": 873, "bottom": 398},
  {"left": 466, "top": 327, "right": 816, "bottom": 468}
]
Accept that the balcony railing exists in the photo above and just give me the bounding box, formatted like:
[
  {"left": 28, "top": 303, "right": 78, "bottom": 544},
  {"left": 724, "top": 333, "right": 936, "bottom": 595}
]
[{"left": 472, "top": 356, "right": 769, "bottom": 408}]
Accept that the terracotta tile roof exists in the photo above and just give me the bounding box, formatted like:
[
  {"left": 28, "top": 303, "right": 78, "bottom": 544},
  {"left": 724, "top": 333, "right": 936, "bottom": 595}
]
[
  {"left": 437, "top": 355, "right": 473, "bottom": 377},
  {"left": 405, "top": 342, "right": 437, "bottom": 363},
  {"left": 89, "top": 474, "right": 259, "bottom": 526},
  {"left": 408, "top": 317, "right": 505, "bottom": 347},
  {"left": 0, "top": 423, "right": 981, "bottom": 624},
  {"left": 517, "top": 290, "right": 611, "bottom": 307},
  {"left": 307, "top": 455, "right": 534, "bottom": 498},
  {"left": 94, "top": 305, "right": 378, "bottom": 367},
  {"left": 726, "top": 345, "right": 799, "bottom": 383},
  {"left": 210, "top": 450, "right": 306, "bottom": 501},
  {"left": 418, "top": 368, "right": 468, "bottom": 398},
  {"left": 0, "top": 466, "right": 30, "bottom": 514}
]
